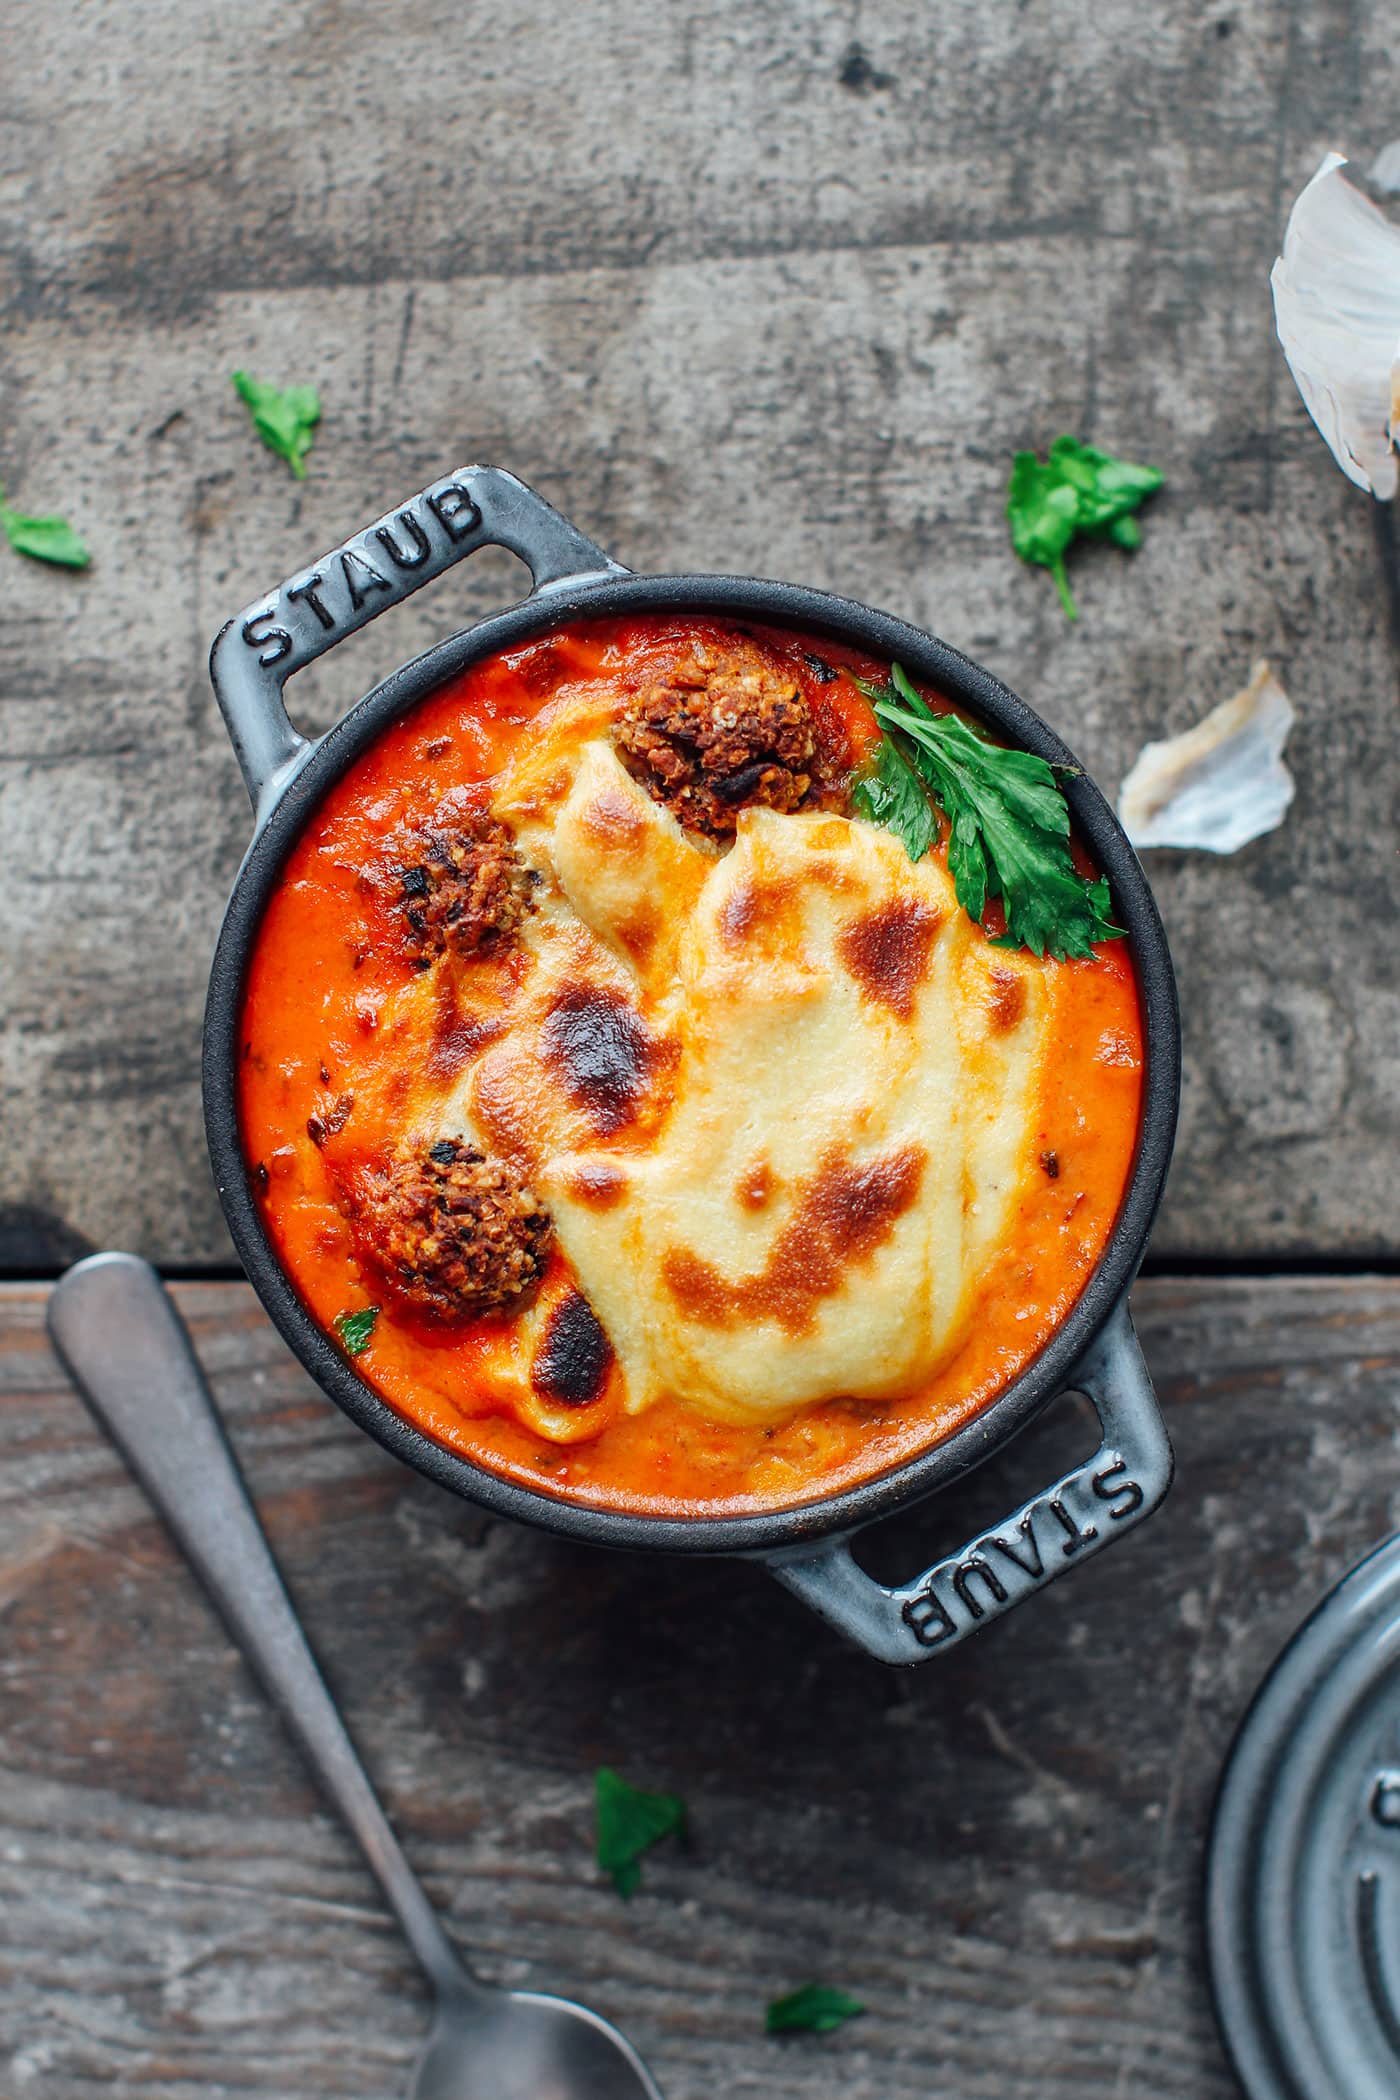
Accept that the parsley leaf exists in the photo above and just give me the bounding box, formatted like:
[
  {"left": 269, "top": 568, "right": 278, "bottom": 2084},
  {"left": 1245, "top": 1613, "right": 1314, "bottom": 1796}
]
[
  {"left": 850, "top": 726, "right": 938, "bottom": 862},
  {"left": 765, "top": 1984, "right": 866, "bottom": 2036},
  {"left": 1006, "top": 456, "right": 1081, "bottom": 618},
  {"left": 0, "top": 486, "right": 89, "bottom": 569},
  {"left": 232, "top": 371, "right": 321, "bottom": 479},
  {"left": 1007, "top": 435, "right": 1162, "bottom": 619},
  {"left": 333, "top": 1306, "right": 379, "bottom": 1357},
  {"left": 594, "top": 1767, "right": 686, "bottom": 1898},
  {"left": 854, "top": 665, "right": 1124, "bottom": 962}
]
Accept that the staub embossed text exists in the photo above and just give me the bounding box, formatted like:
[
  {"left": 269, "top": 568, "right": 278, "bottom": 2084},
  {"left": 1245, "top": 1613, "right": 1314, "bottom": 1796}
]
[
  {"left": 240, "top": 481, "right": 482, "bottom": 669},
  {"left": 899, "top": 1456, "right": 1145, "bottom": 1647}
]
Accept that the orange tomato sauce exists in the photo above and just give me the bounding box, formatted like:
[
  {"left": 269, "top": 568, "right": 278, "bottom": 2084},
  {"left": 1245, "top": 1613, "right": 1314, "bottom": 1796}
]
[{"left": 239, "top": 616, "right": 1144, "bottom": 1518}]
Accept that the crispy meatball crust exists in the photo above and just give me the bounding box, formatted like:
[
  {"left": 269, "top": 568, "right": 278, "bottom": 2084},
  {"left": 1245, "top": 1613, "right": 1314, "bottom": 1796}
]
[
  {"left": 354, "top": 1137, "right": 553, "bottom": 1319},
  {"left": 398, "top": 811, "right": 534, "bottom": 963},
  {"left": 613, "top": 635, "right": 826, "bottom": 839}
]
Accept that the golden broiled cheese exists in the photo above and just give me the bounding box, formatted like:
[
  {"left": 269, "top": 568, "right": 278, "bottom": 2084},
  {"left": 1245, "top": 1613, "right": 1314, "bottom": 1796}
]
[{"left": 408, "top": 707, "right": 1053, "bottom": 1428}]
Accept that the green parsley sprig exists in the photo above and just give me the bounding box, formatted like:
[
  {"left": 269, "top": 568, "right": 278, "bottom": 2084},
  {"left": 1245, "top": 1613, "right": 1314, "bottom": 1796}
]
[
  {"left": 1007, "top": 436, "right": 1162, "bottom": 619},
  {"left": 594, "top": 1767, "right": 687, "bottom": 1898},
  {"left": 847, "top": 728, "right": 937, "bottom": 863},
  {"left": 232, "top": 370, "right": 322, "bottom": 479},
  {"left": 0, "top": 485, "right": 90, "bottom": 569},
  {"left": 852, "top": 665, "right": 1123, "bottom": 962}
]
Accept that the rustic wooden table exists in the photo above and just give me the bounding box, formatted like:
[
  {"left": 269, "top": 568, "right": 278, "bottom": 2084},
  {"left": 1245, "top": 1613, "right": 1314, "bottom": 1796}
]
[{"left": 4, "top": 1, "right": 1400, "bottom": 2095}]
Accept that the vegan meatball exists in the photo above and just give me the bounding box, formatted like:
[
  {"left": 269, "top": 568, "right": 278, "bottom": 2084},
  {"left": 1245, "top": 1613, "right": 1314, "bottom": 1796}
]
[
  {"left": 614, "top": 635, "right": 824, "bottom": 839},
  {"left": 397, "top": 811, "right": 534, "bottom": 963},
  {"left": 353, "top": 1137, "right": 552, "bottom": 1319}
]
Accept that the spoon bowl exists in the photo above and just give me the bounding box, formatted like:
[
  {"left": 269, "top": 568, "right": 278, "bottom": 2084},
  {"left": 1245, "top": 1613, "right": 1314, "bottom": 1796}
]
[{"left": 410, "top": 1991, "right": 661, "bottom": 2100}]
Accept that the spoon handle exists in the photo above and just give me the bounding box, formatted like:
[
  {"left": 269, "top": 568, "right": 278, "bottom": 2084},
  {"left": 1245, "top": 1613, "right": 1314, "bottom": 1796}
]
[{"left": 47, "top": 1252, "right": 480, "bottom": 2007}]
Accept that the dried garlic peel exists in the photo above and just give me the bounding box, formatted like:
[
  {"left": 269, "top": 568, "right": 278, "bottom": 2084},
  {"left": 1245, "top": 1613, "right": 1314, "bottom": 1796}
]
[
  {"left": 1117, "top": 661, "right": 1295, "bottom": 855},
  {"left": 1271, "top": 152, "right": 1400, "bottom": 498}
]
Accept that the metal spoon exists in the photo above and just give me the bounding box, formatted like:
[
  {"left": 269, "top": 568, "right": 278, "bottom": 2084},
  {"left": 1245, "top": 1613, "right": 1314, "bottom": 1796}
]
[{"left": 48, "top": 1252, "right": 662, "bottom": 2100}]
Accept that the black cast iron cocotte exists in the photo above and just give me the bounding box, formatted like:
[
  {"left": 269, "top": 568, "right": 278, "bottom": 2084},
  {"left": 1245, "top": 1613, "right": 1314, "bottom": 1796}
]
[{"left": 204, "top": 465, "right": 1180, "bottom": 1666}]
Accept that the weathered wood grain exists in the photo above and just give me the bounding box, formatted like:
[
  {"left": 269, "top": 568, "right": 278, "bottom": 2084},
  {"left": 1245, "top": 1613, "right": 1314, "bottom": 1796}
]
[
  {"left": 4, "top": 1274, "right": 1400, "bottom": 2096},
  {"left": 1, "top": 0, "right": 1399, "bottom": 1265}
]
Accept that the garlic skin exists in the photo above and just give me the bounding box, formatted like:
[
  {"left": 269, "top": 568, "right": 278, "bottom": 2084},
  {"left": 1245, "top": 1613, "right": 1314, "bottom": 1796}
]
[
  {"left": 1117, "top": 662, "right": 1295, "bottom": 855},
  {"left": 1370, "top": 140, "right": 1400, "bottom": 194},
  {"left": 1271, "top": 152, "right": 1400, "bottom": 499}
]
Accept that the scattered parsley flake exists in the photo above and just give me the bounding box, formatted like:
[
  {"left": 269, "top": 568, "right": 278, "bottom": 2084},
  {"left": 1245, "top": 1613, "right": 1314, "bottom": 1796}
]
[
  {"left": 765, "top": 1984, "right": 866, "bottom": 2036},
  {"left": 852, "top": 664, "right": 1124, "bottom": 962},
  {"left": 1007, "top": 435, "right": 1162, "bottom": 619},
  {"left": 231, "top": 371, "right": 322, "bottom": 479},
  {"left": 333, "top": 1306, "right": 379, "bottom": 1357},
  {"left": 594, "top": 1767, "right": 686, "bottom": 1898},
  {"left": 0, "top": 485, "right": 89, "bottom": 569}
]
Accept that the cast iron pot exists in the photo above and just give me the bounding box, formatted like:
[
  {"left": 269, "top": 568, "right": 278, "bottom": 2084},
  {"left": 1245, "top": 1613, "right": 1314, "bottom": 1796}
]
[{"left": 205, "top": 465, "right": 1179, "bottom": 1665}]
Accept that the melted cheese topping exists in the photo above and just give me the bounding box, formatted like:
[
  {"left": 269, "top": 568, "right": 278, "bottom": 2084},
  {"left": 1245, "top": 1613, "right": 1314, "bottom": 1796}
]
[{"left": 415, "top": 707, "right": 1052, "bottom": 1426}]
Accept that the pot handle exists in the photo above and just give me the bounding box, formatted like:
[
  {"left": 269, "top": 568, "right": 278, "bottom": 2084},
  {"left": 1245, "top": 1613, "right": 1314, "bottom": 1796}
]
[
  {"left": 208, "top": 465, "right": 626, "bottom": 823},
  {"left": 769, "top": 1294, "right": 1172, "bottom": 1664}
]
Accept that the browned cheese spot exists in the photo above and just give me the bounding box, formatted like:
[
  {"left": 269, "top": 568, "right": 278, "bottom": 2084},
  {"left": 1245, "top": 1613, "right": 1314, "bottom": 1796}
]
[
  {"left": 718, "top": 882, "right": 756, "bottom": 945},
  {"left": 838, "top": 899, "right": 943, "bottom": 1020},
  {"left": 427, "top": 1015, "right": 497, "bottom": 1082},
  {"left": 468, "top": 1050, "right": 536, "bottom": 1172},
  {"left": 736, "top": 1159, "right": 774, "bottom": 1210},
  {"left": 426, "top": 977, "right": 502, "bottom": 1082},
  {"left": 717, "top": 875, "right": 798, "bottom": 950},
  {"left": 503, "top": 763, "right": 574, "bottom": 826},
  {"left": 542, "top": 982, "right": 671, "bottom": 1136},
  {"left": 532, "top": 1290, "right": 614, "bottom": 1406},
  {"left": 805, "top": 855, "right": 859, "bottom": 894},
  {"left": 578, "top": 785, "right": 648, "bottom": 849},
  {"left": 662, "top": 1143, "right": 926, "bottom": 1336},
  {"left": 565, "top": 1161, "right": 630, "bottom": 1210},
  {"left": 615, "top": 904, "right": 660, "bottom": 966},
  {"left": 988, "top": 966, "right": 1029, "bottom": 1033}
]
